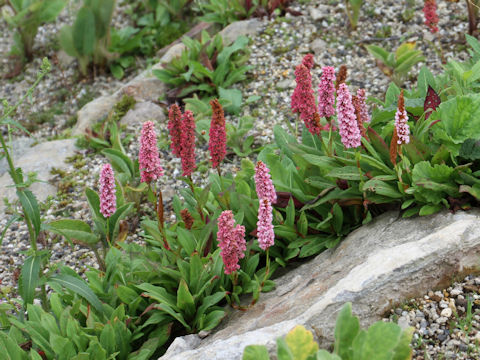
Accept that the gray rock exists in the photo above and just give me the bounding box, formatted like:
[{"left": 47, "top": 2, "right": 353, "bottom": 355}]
[
  {"left": 0, "top": 137, "right": 35, "bottom": 176},
  {"left": 56, "top": 50, "right": 76, "bottom": 68},
  {"left": 218, "top": 19, "right": 263, "bottom": 45},
  {"left": 160, "top": 210, "right": 480, "bottom": 360},
  {"left": 120, "top": 102, "right": 166, "bottom": 127},
  {"left": 162, "top": 335, "right": 201, "bottom": 358},
  {"left": 310, "top": 5, "right": 329, "bottom": 21},
  {"left": 276, "top": 79, "right": 294, "bottom": 90},
  {"left": 72, "top": 95, "right": 119, "bottom": 136},
  {"left": 0, "top": 139, "right": 77, "bottom": 212},
  {"left": 310, "top": 38, "right": 327, "bottom": 56}
]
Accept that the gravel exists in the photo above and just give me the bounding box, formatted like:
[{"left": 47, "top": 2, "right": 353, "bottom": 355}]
[{"left": 0, "top": 0, "right": 477, "bottom": 358}]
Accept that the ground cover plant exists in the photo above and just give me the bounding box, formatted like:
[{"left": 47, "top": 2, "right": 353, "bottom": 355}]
[{"left": 2, "top": 0, "right": 480, "bottom": 359}]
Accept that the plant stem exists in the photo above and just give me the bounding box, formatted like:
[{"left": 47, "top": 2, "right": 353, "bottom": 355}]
[
  {"left": 216, "top": 167, "right": 231, "bottom": 209},
  {"left": 188, "top": 175, "right": 206, "bottom": 222}
]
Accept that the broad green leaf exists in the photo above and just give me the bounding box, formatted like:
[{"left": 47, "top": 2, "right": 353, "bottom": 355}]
[
  {"left": 242, "top": 345, "right": 270, "bottom": 360},
  {"left": 177, "top": 279, "right": 195, "bottom": 319},
  {"left": 47, "top": 219, "right": 98, "bottom": 245},
  {"left": 72, "top": 7, "right": 96, "bottom": 55},
  {"left": 17, "top": 189, "right": 40, "bottom": 240},
  {"left": 334, "top": 303, "right": 360, "bottom": 359},
  {"left": 431, "top": 94, "right": 480, "bottom": 156},
  {"left": 48, "top": 274, "right": 103, "bottom": 313},
  {"left": 20, "top": 255, "right": 41, "bottom": 306}
]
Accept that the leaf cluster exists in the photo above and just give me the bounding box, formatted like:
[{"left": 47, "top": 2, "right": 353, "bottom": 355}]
[{"left": 243, "top": 303, "right": 413, "bottom": 360}]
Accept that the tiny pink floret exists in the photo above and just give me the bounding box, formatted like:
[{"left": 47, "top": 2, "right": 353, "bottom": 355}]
[
  {"left": 356, "top": 88, "right": 370, "bottom": 123},
  {"left": 318, "top": 66, "right": 336, "bottom": 118},
  {"left": 257, "top": 198, "right": 275, "bottom": 251},
  {"left": 395, "top": 107, "right": 410, "bottom": 145},
  {"left": 217, "top": 211, "right": 246, "bottom": 275},
  {"left": 255, "top": 161, "right": 277, "bottom": 204},
  {"left": 99, "top": 163, "right": 116, "bottom": 218},
  {"left": 139, "top": 121, "right": 164, "bottom": 183},
  {"left": 336, "top": 83, "right": 362, "bottom": 149}
]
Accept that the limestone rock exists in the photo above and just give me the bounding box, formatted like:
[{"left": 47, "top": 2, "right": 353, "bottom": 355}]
[
  {"left": 120, "top": 102, "right": 166, "bottom": 127},
  {"left": 72, "top": 95, "right": 119, "bottom": 136},
  {"left": 160, "top": 210, "right": 480, "bottom": 360},
  {"left": 310, "top": 5, "right": 330, "bottom": 21},
  {"left": 0, "top": 139, "right": 77, "bottom": 212},
  {"left": 0, "top": 137, "right": 35, "bottom": 176},
  {"left": 310, "top": 38, "right": 327, "bottom": 56},
  {"left": 218, "top": 19, "right": 263, "bottom": 45}
]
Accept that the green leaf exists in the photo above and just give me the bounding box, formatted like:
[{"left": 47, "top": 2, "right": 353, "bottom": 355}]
[
  {"left": 334, "top": 303, "right": 360, "bottom": 359},
  {"left": 102, "top": 148, "right": 134, "bottom": 177},
  {"left": 362, "top": 179, "right": 403, "bottom": 199},
  {"left": 177, "top": 279, "right": 195, "bottom": 319},
  {"left": 107, "top": 202, "right": 134, "bottom": 241},
  {"left": 242, "top": 345, "right": 270, "bottom": 360},
  {"left": 48, "top": 274, "right": 103, "bottom": 314},
  {"left": 20, "top": 255, "right": 41, "bottom": 306},
  {"left": 0, "top": 214, "right": 21, "bottom": 247},
  {"left": 327, "top": 166, "right": 364, "bottom": 181},
  {"left": 176, "top": 227, "right": 196, "bottom": 255},
  {"left": 72, "top": 7, "right": 96, "bottom": 55},
  {"left": 419, "top": 203, "right": 444, "bottom": 216},
  {"left": 332, "top": 203, "right": 343, "bottom": 235},
  {"left": 431, "top": 94, "right": 480, "bottom": 156},
  {"left": 47, "top": 219, "right": 99, "bottom": 245},
  {"left": 315, "top": 350, "right": 342, "bottom": 360},
  {"left": 0, "top": 331, "right": 28, "bottom": 360},
  {"left": 17, "top": 189, "right": 40, "bottom": 240},
  {"left": 218, "top": 87, "right": 243, "bottom": 115}
]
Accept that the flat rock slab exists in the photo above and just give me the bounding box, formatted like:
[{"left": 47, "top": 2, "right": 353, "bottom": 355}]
[
  {"left": 160, "top": 210, "right": 480, "bottom": 360},
  {"left": 0, "top": 139, "right": 77, "bottom": 212}
]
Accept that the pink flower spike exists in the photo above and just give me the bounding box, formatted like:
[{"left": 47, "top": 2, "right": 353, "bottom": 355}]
[
  {"left": 99, "top": 163, "right": 116, "bottom": 218},
  {"left": 217, "top": 211, "right": 246, "bottom": 275},
  {"left": 257, "top": 198, "right": 275, "bottom": 251},
  {"left": 356, "top": 88, "right": 370, "bottom": 123},
  {"left": 336, "top": 83, "right": 362, "bottom": 149},
  {"left": 291, "top": 64, "right": 316, "bottom": 119},
  {"left": 139, "top": 121, "right": 164, "bottom": 183},
  {"left": 302, "top": 54, "right": 315, "bottom": 70},
  {"left": 318, "top": 66, "right": 336, "bottom": 118},
  {"left": 255, "top": 161, "right": 277, "bottom": 204},
  {"left": 395, "top": 91, "right": 410, "bottom": 145},
  {"left": 209, "top": 99, "right": 227, "bottom": 169},
  {"left": 423, "top": 0, "right": 439, "bottom": 33},
  {"left": 168, "top": 104, "right": 183, "bottom": 158},
  {"left": 180, "top": 110, "right": 196, "bottom": 177}
]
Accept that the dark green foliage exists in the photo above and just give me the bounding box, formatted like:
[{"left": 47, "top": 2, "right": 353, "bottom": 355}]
[{"left": 153, "top": 31, "right": 251, "bottom": 100}]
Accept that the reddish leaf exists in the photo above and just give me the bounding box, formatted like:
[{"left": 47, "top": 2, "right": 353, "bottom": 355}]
[
  {"left": 424, "top": 86, "right": 441, "bottom": 120},
  {"left": 275, "top": 192, "right": 304, "bottom": 209}
]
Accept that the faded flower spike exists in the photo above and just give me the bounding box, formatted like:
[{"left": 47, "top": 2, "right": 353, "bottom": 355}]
[
  {"left": 209, "top": 99, "right": 227, "bottom": 168},
  {"left": 139, "top": 121, "right": 164, "bottom": 183},
  {"left": 180, "top": 110, "right": 196, "bottom": 177},
  {"left": 217, "top": 210, "right": 246, "bottom": 275},
  {"left": 336, "top": 83, "right": 362, "bottom": 149},
  {"left": 168, "top": 104, "right": 183, "bottom": 158},
  {"left": 395, "top": 90, "right": 410, "bottom": 145},
  {"left": 423, "top": 0, "right": 439, "bottom": 33},
  {"left": 255, "top": 161, "right": 277, "bottom": 204},
  {"left": 356, "top": 88, "right": 370, "bottom": 123},
  {"left": 99, "top": 163, "right": 116, "bottom": 218},
  {"left": 318, "top": 66, "right": 336, "bottom": 118},
  {"left": 257, "top": 198, "right": 275, "bottom": 251}
]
